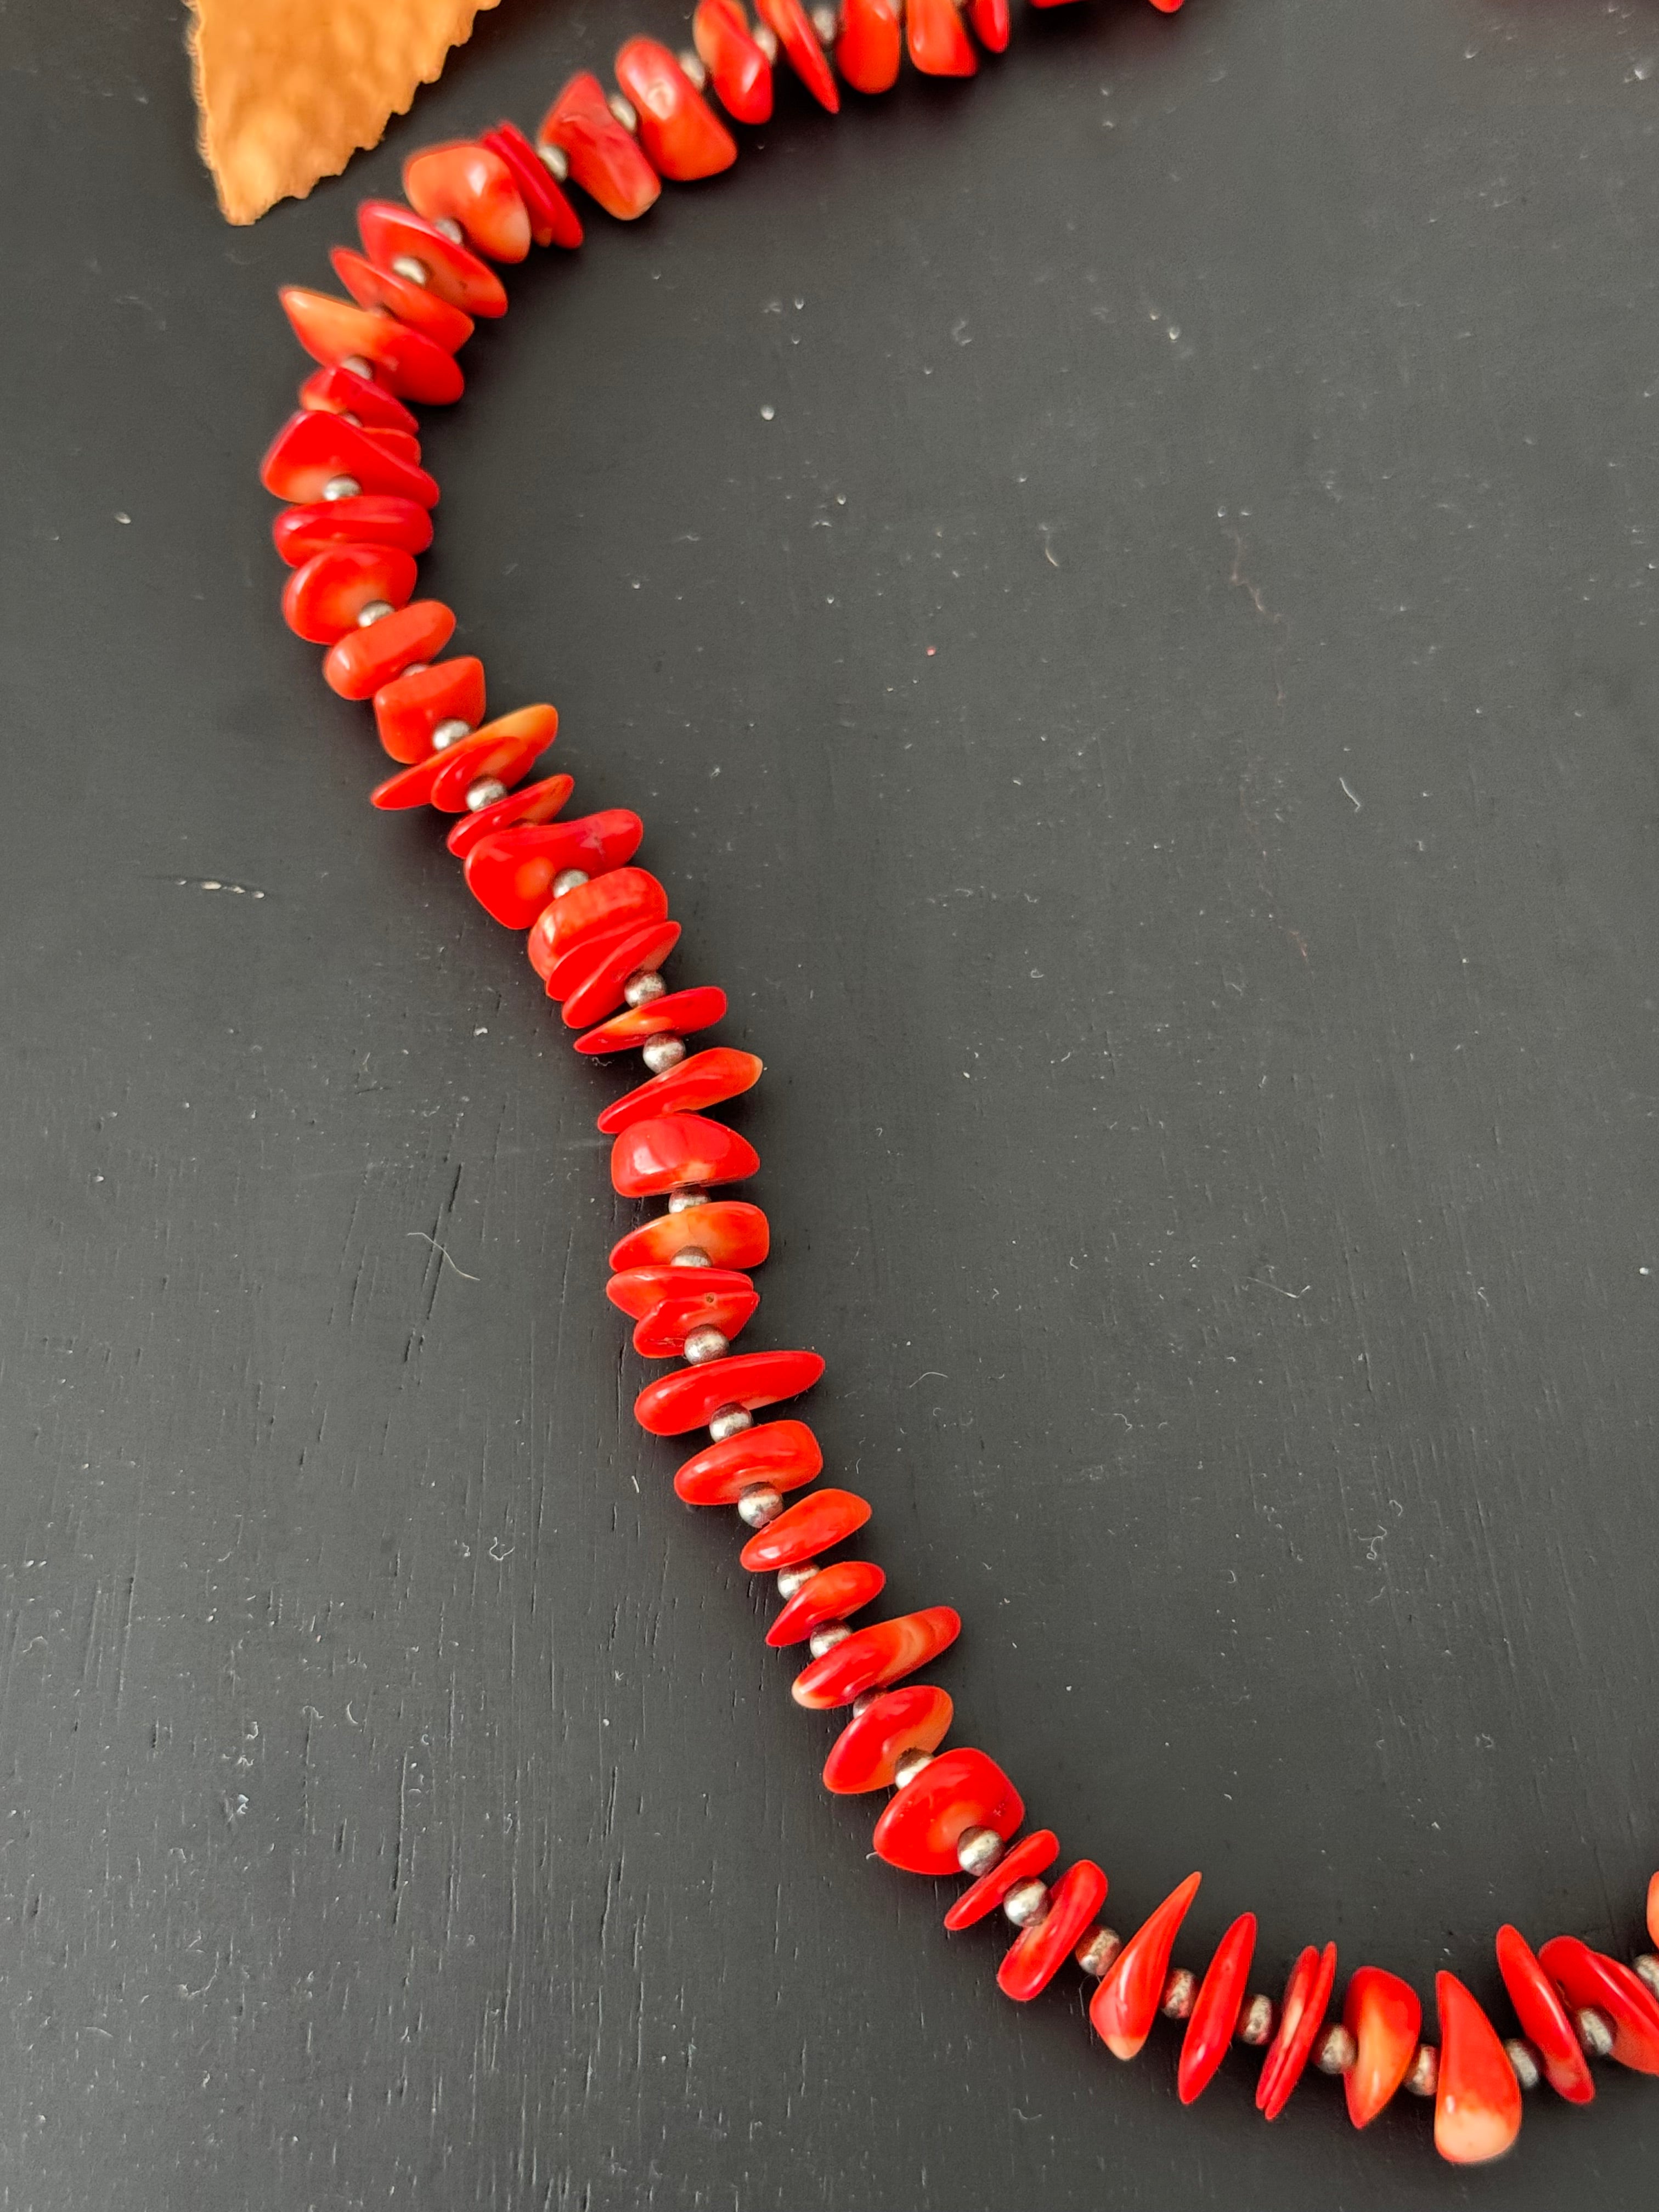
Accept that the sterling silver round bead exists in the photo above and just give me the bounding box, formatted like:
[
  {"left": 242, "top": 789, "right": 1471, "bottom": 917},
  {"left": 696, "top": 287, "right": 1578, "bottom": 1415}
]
[
  {"left": 678, "top": 47, "right": 708, "bottom": 88},
  {"left": 1504, "top": 2038, "right": 1542, "bottom": 2092},
  {"left": 465, "top": 777, "right": 508, "bottom": 812},
  {"left": 1314, "top": 2023, "right": 1357, "bottom": 2074},
  {"left": 355, "top": 600, "right": 394, "bottom": 627},
  {"left": 808, "top": 1622, "right": 852, "bottom": 1660},
  {"left": 753, "top": 21, "right": 778, "bottom": 60},
  {"left": 736, "top": 1480, "right": 781, "bottom": 1528},
  {"left": 1403, "top": 2043, "right": 1439, "bottom": 2097},
  {"left": 851, "top": 1690, "right": 880, "bottom": 1718},
  {"left": 642, "top": 1032, "right": 686, "bottom": 1074},
  {"left": 776, "top": 1561, "right": 819, "bottom": 1601},
  {"left": 434, "top": 216, "right": 464, "bottom": 244},
  {"left": 810, "top": 4, "right": 839, "bottom": 42},
  {"left": 342, "top": 354, "right": 373, "bottom": 377},
  {"left": 955, "top": 1826, "right": 1005, "bottom": 1878},
  {"left": 1237, "top": 1995, "right": 1277, "bottom": 2047},
  {"left": 539, "top": 141, "right": 569, "bottom": 182},
  {"left": 682, "top": 1326, "right": 730, "bottom": 1365},
  {"left": 625, "top": 970, "right": 667, "bottom": 1007},
  {"left": 1576, "top": 2007, "right": 1615, "bottom": 2059},
  {"left": 1074, "top": 1926, "right": 1122, "bottom": 1979},
  {"left": 891, "top": 1746, "right": 933, "bottom": 1790},
  {"left": 607, "top": 91, "right": 639, "bottom": 133},
  {"left": 430, "top": 718, "right": 471, "bottom": 750},
  {"left": 1634, "top": 1955, "right": 1659, "bottom": 2002},
  {"left": 1161, "top": 1968, "right": 1198, "bottom": 2023},
  {"left": 668, "top": 1184, "right": 708, "bottom": 1213},
  {"left": 1002, "top": 1880, "right": 1049, "bottom": 1931},
  {"left": 322, "top": 475, "right": 360, "bottom": 500},
  {"left": 391, "top": 254, "right": 428, "bottom": 285},
  {"left": 550, "top": 866, "right": 589, "bottom": 896},
  {"left": 670, "top": 1246, "right": 712, "bottom": 1268},
  {"left": 709, "top": 1403, "right": 753, "bottom": 1443}
]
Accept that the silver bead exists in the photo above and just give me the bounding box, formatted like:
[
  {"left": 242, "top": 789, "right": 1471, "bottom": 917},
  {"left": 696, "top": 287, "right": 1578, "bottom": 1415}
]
[
  {"left": 891, "top": 1746, "right": 933, "bottom": 1789},
  {"left": 390, "top": 253, "right": 429, "bottom": 285},
  {"left": 1402, "top": 2042, "right": 1439, "bottom": 2097},
  {"left": 955, "top": 1826, "right": 1005, "bottom": 1879},
  {"left": 550, "top": 866, "right": 590, "bottom": 896},
  {"left": 1314, "top": 2023, "right": 1357, "bottom": 2074},
  {"left": 736, "top": 1480, "right": 781, "bottom": 1528},
  {"left": 322, "top": 474, "right": 360, "bottom": 501},
  {"left": 356, "top": 599, "right": 394, "bottom": 627},
  {"left": 465, "top": 777, "right": 508, "bottom": 812},
  {"left": 642, "top": 1032, "right": 686, "bottom": 1074},
  {"left": 1634, "top": 1955, "right": 1659, "bottom": 2002},
  {"left": 434, "top": 215, "right": 465, "bottom": 244},
  {"left": 851, "top": 1690, "right": 881, "bottom": 1718},
  {"left": 624, "top": 970, "right": 667, "bottom": 1008},
  {"left": 1161, "top": 1968, "right": 1198, "bottom": 2023},
  {"left": 810, "top": 3, "right": 839, "bottom": 42},
  {"left": 400, "top": 662, "right": 430, "bottom": 678},
  {"left": 678, "top": 47, "right": 708, "bottom": 89},
  {"left": 1074, "top": 1926, "right": 1122, "bottom": 1979},
  {"left": 776, "top": 1561, "right": 819, "bottom": 1601},
  {"left": 430, "top": 717, "right": 471, "bottom": 749},
  {"left": 539, "top": 140, "right": 569, "bottom": 182},
  {"left": 1505, "top": 2038, "right": 1542, "bottom": 2092},
  {"left": 682, "top": 1326, "right": 730, "bottom": 1365},
  {"left": 607, "top": 91, "right": 639, "bottom": 133},
  {"left": 1237, "top": 1994, "right": 1277, "bottom": 2047},
  {"left": 668, "top": 1184, "right": 708, "bottom": 1213},
  {"left": 753, "top": 21, "right": 778, "bottom": 60},
  {"left": 339, "top": 410, "right": 363, "bottom": 426},
  {"left": 670, "top": 1246, "right": 712, "bottom": 1268},
  {"left": 1002, "top": 1880, "right": 1049, "bottom": 1931},
  {"left": 1576, "top": 2007, "right": 1615, "bottom": 2060},
  {"left": 808, "top": 1622, "right": 851, "bottom": 1660},
  {"left": 342, "top": 354, "right": 374, "bottom": 377},
  {"left": 709, "top": 1403, "right": 753, "bottom": 1443}
]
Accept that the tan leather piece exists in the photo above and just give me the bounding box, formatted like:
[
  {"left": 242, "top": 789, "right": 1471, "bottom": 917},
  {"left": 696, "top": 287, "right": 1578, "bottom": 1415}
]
[{"left": 188, "top": 0, "right": 500, "bottom": 225}]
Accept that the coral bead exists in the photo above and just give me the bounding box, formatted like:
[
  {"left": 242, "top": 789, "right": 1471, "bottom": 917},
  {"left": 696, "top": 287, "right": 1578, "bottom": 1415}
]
[
  {"left": 298, "top": 363, "right": 420, "bottom": 431},
  {"left": 325, "top": 602, "right": 455, "bottom": 699},
  {"left": 273, "top": 495, "right": 433, "bottom": 567},
  {"left": 944, "top": 1830, "right": 1059, "bottom": 1931},
  {"left": 610, "top": 1200, "right": 770, "bottom": 1272},
  {"left": 281, "top": 544, "right": 416, "bottom": 643},
  {"left": 635, "top": 1348, "right": 825, "bottom": 1436},
  {"left": 1341, "top": 1965, "right": 1423, "bottom": 2128},
  {"left": 607, "top": 1263, "right": 753, "bottom": 1322},
  {"left": 596, "top": 1048, "right": 763, "bottom": 1136},
  {"left": 529, "top": 868, "right": 667, "bottom": 978},
  {"left": 1434, "top": 1973, "right": 1522, "bottom": 2165},
  {"left": 1255, "top": 1942, "right": 1338, "bottom": 2119},
  {"left": 822, "top": 1684, "right": 951, "bottom": 1792},
  {"left": 791, "top": 1605, "right": 961, "bottom": 1709},
  {"left": 611, "top": 1113, "right": 759, "bottom": 1198},
  {"left": 673, "top": 1417, "right": 820, "bottom": 1504},
  {"left": 741, "top": 1488, "right": 871, "bottom": 1572},
  {"left": 1493, "top": 1926, "right": 1593, "bottom": 2103},
  {"left": 446, "top": 772, "right": 577, "bottom": 857},
  {"left": 466, "top": 811, "right": 644, "bottom": 927},
  {"left": 1090, "top": 1874, "right": 1201, "bottom": 2061},
  {"left": 1177, "top": 1913, "right": 1257, "bottom": 2104},
  {"left": 374, "top": 657, "right": 489, "bottom": 765},
  {"left": 370, "top": 703, "right": 554, "bottom": 802},
  {"left": 631, "top": 1279, "right": 761, "bottom": 1357},
  {"left": 260, "top": 410, "right": 438, "bottom": 507},
  {"left": 755, "top": 0, "right": 840, "bottom": 111},
  {"left": 872, "top": 1748, "right": 1020, "bottom": 1875},
  {"left": 616, "top": 39, "right": 738, "bottom": 180},
  {"left": 768, "top": 1560, "right": 885, "bottom": 1646},
  {"left": 280, "top": 287, "right": 464, "bottom": 404},
  {"left": 693, "top": 0, "right": 774, "bottom": 123},
  {"left": 403, "top": 141, "right": 531, "bottom": 262},
  {"left": 357, "top": 200, "right": 509, "bottom": 314},
  {"left": 966, "top": 0, "right": 1011, "bottom": 53},
  {"left": 577, "top": 986, "right": 730, "bottom": 1056},
  {"left": 539, "top": 73, "right": 663, "bottom": 222},
  {"left": 1000, "top": 1861, "right": 1110, "bottom": 2003},
  {"left": 837, "top": 0, "right": 901, "bottom": 92},
  {"left": 907, "top": 0, "right": 978, "bottom": 77},
  {"left": 330, "top": 245, "right": 473, "bottom": 352},
  {"left": 479, "top": 122, "right": 584, "bottom": 249},
  {"left": 1538, "top": 1936, "right": 1659, "bottom": 2074},
  {"left": 558, "top": 922, "right": 684, "bottom": 1026}
]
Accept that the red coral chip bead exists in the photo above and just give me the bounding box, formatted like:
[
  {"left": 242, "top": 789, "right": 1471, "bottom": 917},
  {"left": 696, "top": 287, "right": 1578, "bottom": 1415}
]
[
  {"left": 741, "top": 1486, "right": 872, "bottom": 1572},
  {"left": 693, "top": 0, "right": 774, "bottom": 123},
  {"left": 539, "top": 74, "right": 663, "bottom": 222},
  {"left": 260, "top": 410, "right": 438, "bottom": 507},
  {"left": 1341, "top": 1964, "right": 1424, "bottom": 2128},
  {"left": 447, "top": 772, "right": 575, "bottom": 857},
  {"left": 530, "top": 867, "right": 667, "bottom": 977},
  {"left": 274, "top": 496, "right": 433, "bottom": 567},
  {"left": 371, "top": 703, "right": 555, "bottom": 803},
  {"left": 360, "top": 425, "right": 424, "bottom": 467},
  {"left": 577, "top": 987, "right": 729, "bottom": 1055},
  {"left": 403, "top": 141, "right": 531, "bottom": 262},
  {"left": 966, "top": 0, "right": 1011, "bottom": 53},
  {"left": 1178, "top": 1911, "right": 1257, "bottom": 2104},
  {"left": 325, "top": 602, "right": 456, "bottom": 699},
  {"left": 596, "top": 1048, "right": 764, "bottom": 1136},
  {"left": 479, "top": 123, "right": 584, "bottom": 249},
  {"left": 755, "top": 0, "right": 840, "bottom": 111},
  {"left": 635, "top": 1348, "right": 824, "bottom": 1436},
  {"left": 1434, "top": 1972, "right": 1522, "bottom": 2165},
  {"left": 837, "top": 0, "right": 901, "bottom": 92},
  {"left": 375, "top": 656, "right": 489, "bottom": 765},
  {"left": 1494, "top": 1927, "right": 1592, "bottom": 2104},
  {"left": 611, "top": 1199, "right": 770, "bottom": 1272},
  {"left": 329, "top": 245, "right": 475, "bottom": 353},
  {"left": 466, "top": 811, "right": 644, "bottom": 927},
  {"left": 1650, "top": 1870, "right": 1659, "bottom": 1949},
  {"left": 607, "top": 1263, "right": 754, "bottom": 1322},
  {"left": 872, "top": 1748, "right": 1020, "bottom": 1875},
  {"left": 632, "top": 1280, "right": 761, "bottom": 1357},
  {"left": 559, "top": 922, "right": 684, "bottom": 1027},
  {"left": 943, "top": 1830, "right": 1060, "bottom": 1931},
  {"left": 616, "top": 39, "right": 738, "bottom": 180},
  {"left": 906, "top": 0, "right": 978, "bottom": 76},
  {"left": 299, "top": 363, "right": 420, "bottom": 432},
  {"left": 821, "top": 1683, "right": 951, "bottom": 1792},
  {"left": 1538, "top": 1935, "right": 1659, "bottom": 2074},
  {"left": 1090, "top": 1873, "right": 1203, "bottom": 2061},
  {"left": 791, "top": 1605, "right": 961, "bottom": 1710},
  {"left": 1000, "top": 1861, "right": 1110, "bottom": 2003},
  {"left": 673, "top": 1417, "right": 820, "bottom": 1504},
  {"left": 281, "top": 544, "right": 416, "bottom": 643},
  {"left": 279, "top": 287, "right": 464, "bottom": 405},
  {"left": 611, "top": 1112, "right": 759, "bottom": 1198},
  {"left": 356, "top": 200, "right": 509, "bottom": 314},
  {"left": 767, "top": 1559, "right": 884, "bottom": 1646},
  {"left": 1255, "top": 1941, "right": 1338, "bottom": 2119}
]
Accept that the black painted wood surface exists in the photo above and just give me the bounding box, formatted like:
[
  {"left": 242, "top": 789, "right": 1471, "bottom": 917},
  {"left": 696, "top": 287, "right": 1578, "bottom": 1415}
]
[{"left": 2, "top": 1, "right": 1657, "bottom": 2204}]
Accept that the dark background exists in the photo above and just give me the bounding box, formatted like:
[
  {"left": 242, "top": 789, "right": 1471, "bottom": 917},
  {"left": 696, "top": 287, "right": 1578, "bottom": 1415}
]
[{"left": 3, "top": 0, "right": 1658, "bottom": 2204}]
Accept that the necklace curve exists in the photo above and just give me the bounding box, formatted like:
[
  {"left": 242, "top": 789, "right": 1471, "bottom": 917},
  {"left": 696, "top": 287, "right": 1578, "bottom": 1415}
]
[{"left": 254, "top": 0, "right": 1659, "bottom": 2169}]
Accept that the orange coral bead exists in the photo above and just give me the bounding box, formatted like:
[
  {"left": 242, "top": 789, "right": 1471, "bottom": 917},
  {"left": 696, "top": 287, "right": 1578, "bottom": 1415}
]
[
  {"left": 693, "top": 0, "right": 774, "bottom": 123},
  {"left": 374, "top": 657, "right": 488, "bottom": 765},
  {"left": 791, "top": 1606, "right": 961, "bottom": 1709},
  {"left": 528, "top": 867, "right": 667, "bottom": 977},
  {"left": 298, "top": 362, "right": 420, "bottom": 431},
  {"left": 1255, "top": 1943, "right": 1338, "bottom": 2120},
  {"left": 445, "top": 772, "right": 575, "bottom": 857},
  {"left": 1434, "top": 1973, "right": 1522, "bottom": 2165},
  {"left": 539, "top": 72, "right": 663, "bottom": 222},
  {"left": 596, "top": 1048, "right": 763, "bottom": 1136},
  {"left": 557, "top": 921, "right": 682, "bottom": 1026},
  {"left": 943, "top": 1830, "right": 1059, "bottom": 1931},
  {"left": 615, "top": 38, "right": 738, "bottom": 180},
  {"left": 281, "top": 544, "right": 416, "bottom": 642},
  {"left": 766, "top": 1560, "right": 885, "bottom": 1646},
  {"left": 325, "top": 602, "right": 455, "bottom": 700},
  {"left": 636, "top": 1348, "right": 824, "bottom": 1436},
  {"left": 1177, "top": 1912, "right": 1256, "bottom": 2104},
  {"left": 741, "top": 1487, "right": 871, "bottom": 1572},
  {"left": 1494, "top": 1926, "right": 1593, "bottom": 2103},
  {"left": 607, "top": 1263, "right": 753, "bottom": 1323},
  {"left": 279, "top": 287, "right": 464, "bottom": 405},
  {"left": 1538, "top": 1936, "right": 1659, "bottom": 2074},
  {"left": 1000, "top": 1861, "right": 1109, "bottom": 2003},
  {"left": 906, "top": 0, "right": 977, "bottom": 76},
  {"left": 966, "top": 0, "right": 1010, "bottom": 52},
  {"left": 1089, "top": 1874, "right": 1201, "bottom": 2061},
  {"left": 610, "top": 1200, "right": 770, "bottom": 1272},
  {"left": 610, "top": 1113, "right": 758, "bottom": 1198},
  {"left": 466, "top": 812, "right": 643, "bottom": 927},
  {"left": 357, "top": 201, "right": 509, "bottom": 313},
  {"left": 577, "top": 987, "right": 730, "bottom": 1056},
  {"left": 479, "top": 122, "right": 584, "bottom": 249},
  {"left": 836, "top": 0, "right": 901, "bottom": 93},
  {"left": 872, "top": 1748, "right": 1020, "bottom": 1875},
  {"left": 673, "top": 1417, "right": 820, "bottom": 1504},
  {"left": 329, "top": 246, "right": 474, "bottom": 352},
  {"left": 631, "top": 1280, "right": 760, "bottom": 1357},
  {"left": 370, "top": 704, "right": 554, "bottom": 803},
  {"left": 273, "top": 495, "right": 432, "bottom": 567},
  {"left": 755, "top": 0, "right": 839, "bottom": 111},
  {"left": 1341, "top": 1965, "right": 1423, "bottom": 2128},
  {"left": 260, "top": 410, "right": 438, "bottom": 507},
  {"left": 404, "top": 140, "right": 531, "bottom": 262},
  {"left": 821, "top": 1684, "right": 951, "bottom": 1792}
]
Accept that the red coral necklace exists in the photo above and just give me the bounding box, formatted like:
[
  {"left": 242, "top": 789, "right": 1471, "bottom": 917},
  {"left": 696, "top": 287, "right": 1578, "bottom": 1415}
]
[{"left": 253, "top": 1, "right": 1659, "bottom": 2168}]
